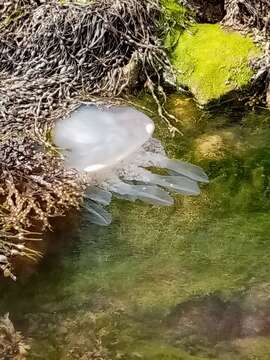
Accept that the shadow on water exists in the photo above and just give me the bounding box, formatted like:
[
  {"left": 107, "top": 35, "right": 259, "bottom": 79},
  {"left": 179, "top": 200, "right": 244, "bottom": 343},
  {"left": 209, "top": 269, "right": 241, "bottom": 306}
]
[{"left": 1, "top": 95, "right": 270, "bottom": 359}]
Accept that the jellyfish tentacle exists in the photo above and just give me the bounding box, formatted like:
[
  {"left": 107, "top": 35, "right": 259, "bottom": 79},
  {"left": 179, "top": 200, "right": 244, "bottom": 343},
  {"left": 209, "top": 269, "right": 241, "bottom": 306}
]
[
  {"left": 84, "top": 200, "right": 112, "bottom": 226},
  {"left": 85, "top": 186, "right": 112, "bottom": 206},
  {"left": 134, "top": 148, "right": 209, "bottom": 184},
  {"left": 107, "top": 180, "right": 174, "bottom": 206},
  {"left": 159, "top": 158, "right": 209, "bottom": 183},
  {"left": 131, "top": 185, "right": 174, "bottom": 206},
  {"left": 121, "top": 167, "right": 201, "bottom": 196},
  {"left": 145, "top": 173, "right": 201, "bottom": 195}
]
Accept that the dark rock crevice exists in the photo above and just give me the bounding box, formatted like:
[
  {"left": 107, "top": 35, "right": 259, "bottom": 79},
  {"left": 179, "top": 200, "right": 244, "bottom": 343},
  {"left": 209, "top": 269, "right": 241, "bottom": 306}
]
[{"left": 180, "top": 0, "right": 226, "bottom": 23}]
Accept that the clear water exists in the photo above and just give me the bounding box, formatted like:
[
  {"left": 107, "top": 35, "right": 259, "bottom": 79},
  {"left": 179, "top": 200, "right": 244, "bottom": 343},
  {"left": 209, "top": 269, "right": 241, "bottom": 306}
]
[{"left": 1, "top": 95, "right": 270, "bottom": 359}]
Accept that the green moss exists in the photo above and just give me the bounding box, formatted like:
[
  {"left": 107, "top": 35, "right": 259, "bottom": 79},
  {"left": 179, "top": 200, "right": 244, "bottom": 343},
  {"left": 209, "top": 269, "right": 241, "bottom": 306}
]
[
  {"left": 161, "top": 0, "right": 188, "bottom": 21},
  {"left": 160, "top": 0, "right": 192, "bottom": 49},
  {"left": 170, "top": 24, "right": 261, "bottom": 104}
]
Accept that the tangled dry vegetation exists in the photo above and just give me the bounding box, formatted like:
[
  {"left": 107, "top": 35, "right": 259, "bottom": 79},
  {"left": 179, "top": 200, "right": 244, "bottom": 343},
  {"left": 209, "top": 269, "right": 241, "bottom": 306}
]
[
  {"left": 223, "top": 0, "right": 270, "bottom": 104},
  {"left": 0, "top": 314, "right": 29, "bottom": 359},
  {"left": 0, "top": 0, "right": 173, "bottom": 279},
  {"left": 223, "top": 0, "right": 270, "bottom": 36}
]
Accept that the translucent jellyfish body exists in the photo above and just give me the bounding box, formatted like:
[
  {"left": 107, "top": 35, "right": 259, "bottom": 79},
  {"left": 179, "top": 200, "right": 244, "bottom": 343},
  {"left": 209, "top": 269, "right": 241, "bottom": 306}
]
[{"left": 53, "top": 104, "right": 208, "bottom": 225}]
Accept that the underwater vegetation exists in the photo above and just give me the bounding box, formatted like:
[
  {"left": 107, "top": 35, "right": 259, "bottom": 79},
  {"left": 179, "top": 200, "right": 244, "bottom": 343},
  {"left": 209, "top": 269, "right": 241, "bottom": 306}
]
[{"left": 0, "top": 95, "right": 270, "bottom": 359}]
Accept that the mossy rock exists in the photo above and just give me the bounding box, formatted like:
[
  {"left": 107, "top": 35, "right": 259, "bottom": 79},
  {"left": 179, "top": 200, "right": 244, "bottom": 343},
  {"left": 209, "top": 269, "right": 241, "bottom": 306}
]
[{"left": 169, "top": 24, "right": 261, "bottom": 105}]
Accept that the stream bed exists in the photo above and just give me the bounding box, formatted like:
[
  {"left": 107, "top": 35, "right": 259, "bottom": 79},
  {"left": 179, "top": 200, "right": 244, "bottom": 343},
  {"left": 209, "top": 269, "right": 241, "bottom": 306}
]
[{"left": 1, "top": 95, "right": 270, "bottom": 359}]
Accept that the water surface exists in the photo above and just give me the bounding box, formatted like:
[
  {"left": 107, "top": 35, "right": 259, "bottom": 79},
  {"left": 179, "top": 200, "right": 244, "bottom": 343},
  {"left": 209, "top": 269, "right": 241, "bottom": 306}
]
[{"left": 1, "top": 95, "right": 270, "bottom": 359}]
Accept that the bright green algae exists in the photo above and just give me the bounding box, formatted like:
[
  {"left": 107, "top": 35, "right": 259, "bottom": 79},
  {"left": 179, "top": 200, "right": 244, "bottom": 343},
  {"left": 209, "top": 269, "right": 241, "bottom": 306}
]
[
  {"left": 169, "top": 24, "right": 261, "bottom": 105},
  {"left": 0, "top": 96, "right": 270, "bottom": 359}
]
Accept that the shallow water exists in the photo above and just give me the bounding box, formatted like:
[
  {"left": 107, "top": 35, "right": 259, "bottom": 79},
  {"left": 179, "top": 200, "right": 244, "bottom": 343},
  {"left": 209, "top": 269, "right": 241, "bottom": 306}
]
[{"left": 1, "top": 95, "right": 270, "bottom": 359}]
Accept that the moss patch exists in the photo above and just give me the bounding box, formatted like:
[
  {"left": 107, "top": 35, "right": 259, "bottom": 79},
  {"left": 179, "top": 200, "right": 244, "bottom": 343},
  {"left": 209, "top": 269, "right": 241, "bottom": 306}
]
[
  {"left": 160, "top": 0, "right": 192, "bottom": 49},
  {"left": 170, "top": 24, "right": 261, "bottom": 105}
]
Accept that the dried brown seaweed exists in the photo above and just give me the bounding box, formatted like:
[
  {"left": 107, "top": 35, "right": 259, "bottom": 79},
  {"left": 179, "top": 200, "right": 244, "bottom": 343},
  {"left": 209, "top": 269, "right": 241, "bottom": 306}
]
[{"left": 0, "top": 313, "right": 29, "bottom": 359}]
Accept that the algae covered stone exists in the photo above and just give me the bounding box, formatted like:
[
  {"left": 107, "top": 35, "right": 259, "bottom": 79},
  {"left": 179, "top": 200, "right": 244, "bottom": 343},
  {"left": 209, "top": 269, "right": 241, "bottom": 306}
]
[{"left": 169, "top": 24, "right": 261, "bottom": 105}]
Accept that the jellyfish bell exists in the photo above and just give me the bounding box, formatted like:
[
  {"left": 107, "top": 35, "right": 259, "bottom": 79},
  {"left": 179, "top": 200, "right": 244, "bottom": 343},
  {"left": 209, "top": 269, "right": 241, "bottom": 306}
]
[
  {"left": 53, "top": 103, "right": 208, "bottom": 226},
  {"left": 53, "top": 104, "right": 155, "bottom": 173}
]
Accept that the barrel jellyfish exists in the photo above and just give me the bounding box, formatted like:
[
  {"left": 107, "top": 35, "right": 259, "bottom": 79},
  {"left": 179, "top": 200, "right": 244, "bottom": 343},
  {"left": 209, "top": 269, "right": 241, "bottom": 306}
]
[{"left": 53, "top": 104, "right": 208, "bottom": 225}]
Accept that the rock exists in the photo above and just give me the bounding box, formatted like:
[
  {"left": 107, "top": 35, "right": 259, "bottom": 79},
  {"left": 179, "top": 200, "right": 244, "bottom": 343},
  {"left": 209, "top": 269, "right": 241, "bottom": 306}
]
[
  {"left": 241, "top": 283, "right": 270, "bottom": 337},
  {"left": 181, "top": 0, "right": 226, "bottom": 23},
  {"left": 165, "top": 295, "right": 242, "bottom": 344},
  {"left": 194, "top": 134, "right": 226, "bottom": 161},
  {"left": 165, "top": 285, "right": 270, "bottom": 356},
  {"left": 193, "top": 128, "right": 243, "bottom": 162},
  {"left": 169, "top": 24, "right": 261, "bottom": 106}
]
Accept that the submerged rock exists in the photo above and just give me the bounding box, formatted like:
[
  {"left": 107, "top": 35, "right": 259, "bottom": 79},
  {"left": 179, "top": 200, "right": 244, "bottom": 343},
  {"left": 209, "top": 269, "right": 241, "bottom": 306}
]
[
  {"left": 165, "top": 288, "right": 270, "bottom": 356},
  {"left": 193, "top": 128, "right": 243, "bottom": 162},
  {"left": 166, "top": 295, "right": 242, "bottom": 344}
]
